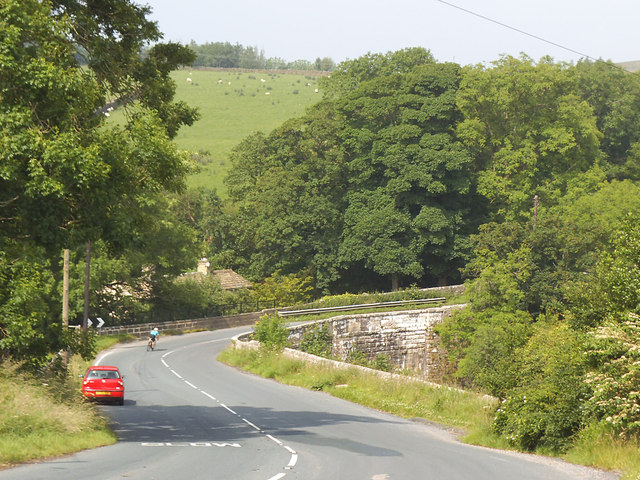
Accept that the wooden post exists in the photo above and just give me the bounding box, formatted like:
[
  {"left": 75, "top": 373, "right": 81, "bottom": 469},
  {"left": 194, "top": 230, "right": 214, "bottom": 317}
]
[
  {"left": 62, "top": 249, "right": 69, "bottom": 328},
  {"left": 62, "top": 248, "right": 70, "bottom": 366},
  {"left": 83, "top": 241, "right": 91, "bottom": 331}
]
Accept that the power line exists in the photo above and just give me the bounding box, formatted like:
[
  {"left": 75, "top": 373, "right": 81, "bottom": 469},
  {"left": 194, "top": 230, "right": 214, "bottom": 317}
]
[{"left": 435, "top": 0, "right": 597, "bottom": 62}]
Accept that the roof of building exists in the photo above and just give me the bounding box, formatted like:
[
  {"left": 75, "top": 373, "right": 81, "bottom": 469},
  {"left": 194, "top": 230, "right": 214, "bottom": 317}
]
[{"left": 211, "top": 269, "right": 252, "bottom": 290}]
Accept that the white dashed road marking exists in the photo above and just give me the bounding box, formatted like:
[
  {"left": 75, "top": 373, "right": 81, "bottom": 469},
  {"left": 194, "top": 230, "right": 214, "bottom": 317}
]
[
  {"left": 160, "top": 347, "right": 298, "bottom": 479},
  {"left": 141, "top": 442, "right": 241, "bottom": 448}
]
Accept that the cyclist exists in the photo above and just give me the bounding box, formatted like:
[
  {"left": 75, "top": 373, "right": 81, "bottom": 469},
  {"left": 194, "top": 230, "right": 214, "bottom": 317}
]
[{"left": 149, "top": 327, "right": 159, "bottom": 350}]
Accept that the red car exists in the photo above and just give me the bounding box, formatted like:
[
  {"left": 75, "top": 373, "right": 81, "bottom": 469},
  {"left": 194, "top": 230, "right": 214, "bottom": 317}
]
[{"left": 81, "top": 365, "right": 125, "bottom": 405}]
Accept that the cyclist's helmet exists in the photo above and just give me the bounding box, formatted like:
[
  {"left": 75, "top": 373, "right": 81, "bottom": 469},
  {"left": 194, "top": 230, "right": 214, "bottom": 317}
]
[{"left": 154, "top": 327, "right": 159, "bottom": 332}]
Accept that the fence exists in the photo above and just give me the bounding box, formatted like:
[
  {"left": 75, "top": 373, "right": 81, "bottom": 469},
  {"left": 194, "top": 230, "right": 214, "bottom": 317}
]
[
  {"left": 74, "top": 299, "right": 278, "bottom": 330},
  {"left": 98, "top": 310, "right": 272, "bottom": 338},
  {"left": 278, "top": 297, "right": 446, "bottom": 317}
]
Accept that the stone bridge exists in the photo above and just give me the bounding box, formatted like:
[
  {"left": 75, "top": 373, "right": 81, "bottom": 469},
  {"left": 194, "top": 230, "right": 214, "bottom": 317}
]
[{"left": 285, "top": 305, "right": 465, "bottom": 380}]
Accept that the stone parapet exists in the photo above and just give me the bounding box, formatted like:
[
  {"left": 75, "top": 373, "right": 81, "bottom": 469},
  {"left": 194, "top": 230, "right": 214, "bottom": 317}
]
[{"left": 286, "top": 304, "right": 466, "bottom": 380}]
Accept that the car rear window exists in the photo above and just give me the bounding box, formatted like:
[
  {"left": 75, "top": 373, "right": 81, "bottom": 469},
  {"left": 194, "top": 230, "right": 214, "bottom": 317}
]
[{"left": 87, "top": 370, "right": 120, "bottom": 379}]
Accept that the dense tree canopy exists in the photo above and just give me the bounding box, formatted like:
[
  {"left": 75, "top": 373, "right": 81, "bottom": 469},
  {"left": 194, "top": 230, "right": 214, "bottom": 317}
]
[
  {"left": 214, "top": 50, "right": 640, "bottom": 297},
  {"left": 335, "top": 60, "right": 473, "bottom": 288},
  {"left": 0, "top": 0, "right": 198, "bottom": 364},
  {"left": 223, "top": 49, "right": 474, "bottom": 291},
  {"left": 456, "top": 55, "right": 602, "bottom": 221}
]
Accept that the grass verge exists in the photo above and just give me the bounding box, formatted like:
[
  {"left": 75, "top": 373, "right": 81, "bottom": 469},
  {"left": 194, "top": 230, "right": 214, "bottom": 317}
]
[
  {"left": 565, "top": 423, "right": 640, "bottom": 479},
  {"left": 218, "top": 346, "right": 499, "bottom": 440},
  {"left": 0, "top": 362, "right": 116, "bottom": 468},
  {"left": 0, "top": 334, "right": 136, "bottom": 469},
  {"left": 219, "top": 345, "right": 639, "bottom": 478}
]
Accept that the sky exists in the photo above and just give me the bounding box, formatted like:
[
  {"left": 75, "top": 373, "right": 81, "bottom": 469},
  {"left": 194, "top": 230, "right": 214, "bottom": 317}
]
[{"left": 140, "top": 0, "right": 640, "bottom": 67}]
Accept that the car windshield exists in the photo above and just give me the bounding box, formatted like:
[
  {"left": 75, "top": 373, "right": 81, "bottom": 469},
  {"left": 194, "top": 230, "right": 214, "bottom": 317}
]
[{"left": 87, "top": 370, "right": 120, "bottom": 380}]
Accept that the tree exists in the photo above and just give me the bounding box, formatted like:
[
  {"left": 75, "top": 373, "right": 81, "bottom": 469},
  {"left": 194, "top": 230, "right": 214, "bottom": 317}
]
[
  {"left": 569, "top": 213, "right": 640, "bottom": 329},
  {"left": 51, "top": 0, "right": 198, "bottom": 139},
  {"left": 335, "top": 57, "right": 473, "bottom": 288},
  {"left": 321, "top": 48, "right": 435, "bottom": 98},
  {"left": 223, "top": 49, "right": 473, "bottom": 292},
  {"left": 252, "top": 271, "right": 313, "bottom": 307},
  {"left": 339, "top": 190, "right": 422, "bottom": 291},
  {"left": 574, "top": 60, "right": 640, "bottom": 181},
  {"left": 0, "top": 0, "right": 197, "bottom": 365},
  {"left": 225, "top": 102, "right": 347, "bottom": 290},
  {"left": 315, "top": 57, "right": 335, "bottom": 72},
  {"left": 456, "top": 55, "right": 602, "bottom": 221}
]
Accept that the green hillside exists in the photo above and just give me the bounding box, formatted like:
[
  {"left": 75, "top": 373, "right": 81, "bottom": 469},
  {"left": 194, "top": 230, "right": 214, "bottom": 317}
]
[{"left": 170, "top": 69, "right": 325, "bottom": 193}]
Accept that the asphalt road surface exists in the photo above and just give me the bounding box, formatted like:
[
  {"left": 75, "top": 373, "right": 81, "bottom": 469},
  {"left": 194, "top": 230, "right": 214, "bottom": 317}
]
[{"left": 1, "top": 327, "right": 618, "bottom": 480}]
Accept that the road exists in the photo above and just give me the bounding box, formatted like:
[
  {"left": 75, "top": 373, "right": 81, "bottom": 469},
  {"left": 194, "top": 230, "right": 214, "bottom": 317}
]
[{"left": 1, "top": 327, "right": 618, "bottom": 480}]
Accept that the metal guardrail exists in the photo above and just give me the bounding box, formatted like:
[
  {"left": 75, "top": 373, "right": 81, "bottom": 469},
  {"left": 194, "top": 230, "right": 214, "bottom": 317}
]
[{"left": 277, "top": 297, "right": 446, "bottom": 317}]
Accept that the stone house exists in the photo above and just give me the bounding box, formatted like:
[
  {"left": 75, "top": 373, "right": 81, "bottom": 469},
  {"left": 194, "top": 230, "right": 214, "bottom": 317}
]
[{"left": 196, "top": 258, "right": 252, "bottom": 291}]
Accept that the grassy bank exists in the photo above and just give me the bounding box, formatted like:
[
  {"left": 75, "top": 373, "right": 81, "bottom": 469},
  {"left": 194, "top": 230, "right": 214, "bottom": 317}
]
[
  {"left": 219, "top": 346, "right": 639, "bottom": 479},
  {"left": 218, "top": 346, "right": 500, "bottom": 441},
  {"left": 0, "top": 334, "right": 135, "bottom": 469},
  {"left": 0, "top": 362, "right": 115, "bottom": 468}
]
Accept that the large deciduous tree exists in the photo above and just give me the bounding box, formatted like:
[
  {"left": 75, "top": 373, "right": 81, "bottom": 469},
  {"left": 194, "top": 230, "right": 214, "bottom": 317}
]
[
  {"left": 224, "top": 49, "right": 473, "bottom": 292},
  {"left": 456, "top": 55, "right": 602, "bottom": 221},
  {"left": 0, "top": 0, "right": 198, "bottom": 364},
  {"left": 225, "top": 102, "right": 347, "bottom": 290},
  {"left": 335, "top": 55, "right": 473, "bottom": 289},
  {"left": 573, "top": 60, "right": 640, "bottom": 181}
]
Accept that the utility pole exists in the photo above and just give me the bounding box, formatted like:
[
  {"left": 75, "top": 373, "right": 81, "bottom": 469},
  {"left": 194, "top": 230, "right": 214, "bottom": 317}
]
[
  {"left": 62, "top": 249, "right": 69, "bottom": 328},
  {"left": 62, "top": 248, "right": 70, "bottom": 366},
  {"left": 83, "top": 241, "right": 91, "bottom": 331}
]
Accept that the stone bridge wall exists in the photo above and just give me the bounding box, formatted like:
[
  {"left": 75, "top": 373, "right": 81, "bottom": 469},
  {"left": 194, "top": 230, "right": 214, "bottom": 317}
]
[{"left": 286, "top": 305, "right": 465, "bottom": 380}]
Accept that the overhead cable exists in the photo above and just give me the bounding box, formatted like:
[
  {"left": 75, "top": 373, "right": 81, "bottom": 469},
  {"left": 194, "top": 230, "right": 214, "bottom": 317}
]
[{"left": 435, "top": 0, "right": 597, "bottom": 61}]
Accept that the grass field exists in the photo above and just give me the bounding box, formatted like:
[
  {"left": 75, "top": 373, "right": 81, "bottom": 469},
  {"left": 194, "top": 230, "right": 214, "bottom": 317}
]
[{"left": 170, "top": 69, "right": 325, "bottom": 193}]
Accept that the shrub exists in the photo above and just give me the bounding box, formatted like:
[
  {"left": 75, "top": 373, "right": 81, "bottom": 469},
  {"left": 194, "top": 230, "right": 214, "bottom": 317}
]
[
  {"left": 252, "top": 313, "right": 289, "bottom": 352},
  {"left": 373, "top": 354, "right": 391, "bottom": 372},
  {"left": 436, "top": 308, "right": 532, "bottom": 394},
  {"left": 253, "top": 271, "right": 313, "bottom": 307},
  {"left": 299, "top": 323, "right": 332, "bottom": 357},
  {"left": 584, "top": 313, "right": 640, "bottom": 438},
  {"left": 492, "top": 322, "right": 589, "bottom": 453},
  {"left": 456, "top": 310, "right": 532, "bottom": 397},
  {"left": 347, "top": 349, "right": 369, "bottom": 367}
]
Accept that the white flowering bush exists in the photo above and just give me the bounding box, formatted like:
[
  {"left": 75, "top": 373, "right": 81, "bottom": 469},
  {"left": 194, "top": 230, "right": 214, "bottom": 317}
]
[{"left": 585, "top": 313, "right": 640, "bottom": 438}]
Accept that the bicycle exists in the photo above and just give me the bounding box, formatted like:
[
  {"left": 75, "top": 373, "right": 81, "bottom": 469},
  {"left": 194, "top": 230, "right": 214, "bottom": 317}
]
[{"left": 146, "top": 337, "right": 156, "bottom": 351}]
